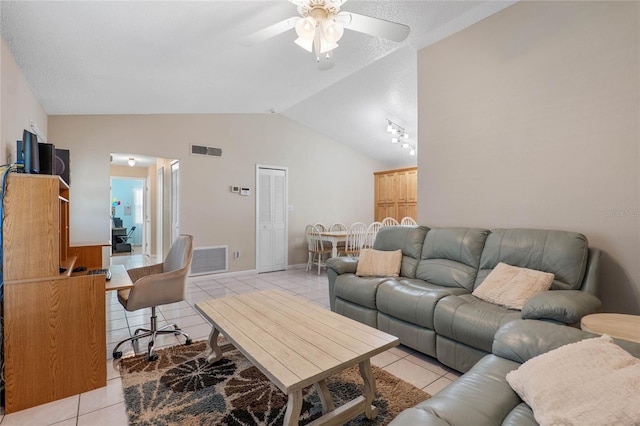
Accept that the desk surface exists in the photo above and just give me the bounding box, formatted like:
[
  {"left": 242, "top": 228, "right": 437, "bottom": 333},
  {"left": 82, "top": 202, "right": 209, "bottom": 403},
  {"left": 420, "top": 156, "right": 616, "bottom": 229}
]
[{"left": 105, "top": 264, "right": 134, "bottom": 291}]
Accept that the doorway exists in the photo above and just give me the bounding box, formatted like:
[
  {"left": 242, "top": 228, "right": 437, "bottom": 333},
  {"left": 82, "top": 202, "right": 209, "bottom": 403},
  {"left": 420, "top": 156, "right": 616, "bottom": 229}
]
[
  {"left": 256, "top": 165, "right": 288, "bottom": 273},
  {"left": 109, "top": 154, "right": 179, "bottom": 259},
  {"left": 111, "top": 177, "right": 144, "bottom": 253}
]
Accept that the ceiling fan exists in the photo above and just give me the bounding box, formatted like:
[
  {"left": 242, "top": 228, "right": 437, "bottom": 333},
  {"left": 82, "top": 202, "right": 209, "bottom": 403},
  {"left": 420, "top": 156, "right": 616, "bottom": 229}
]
[{"left": 240, "top": 0, "right": 410, "bottom": 70}]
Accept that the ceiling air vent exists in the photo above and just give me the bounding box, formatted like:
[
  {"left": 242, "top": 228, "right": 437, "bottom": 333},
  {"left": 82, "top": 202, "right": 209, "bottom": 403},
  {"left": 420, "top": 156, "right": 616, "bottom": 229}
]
[{"left": 191, "top": 144, "right": 222, "bottom": 158}]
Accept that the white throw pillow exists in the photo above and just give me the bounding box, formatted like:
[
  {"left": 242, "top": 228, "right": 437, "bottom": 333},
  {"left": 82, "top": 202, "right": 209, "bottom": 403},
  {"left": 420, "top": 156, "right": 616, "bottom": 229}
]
[
  {"left": 472, "top": 262, "right": 554, "bottom": 309},
  {"left": 356, "top": 249, "right": 402, "bottom": 277},
  {"left": 506, "top": 335, "right": 640, "bottom": 426}
]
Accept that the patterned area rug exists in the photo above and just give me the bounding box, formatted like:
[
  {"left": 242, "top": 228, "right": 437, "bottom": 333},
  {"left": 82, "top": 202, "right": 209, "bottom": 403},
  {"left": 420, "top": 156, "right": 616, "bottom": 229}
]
[{"left": 119, "top": 341, "right": 430, "bottom": 426}]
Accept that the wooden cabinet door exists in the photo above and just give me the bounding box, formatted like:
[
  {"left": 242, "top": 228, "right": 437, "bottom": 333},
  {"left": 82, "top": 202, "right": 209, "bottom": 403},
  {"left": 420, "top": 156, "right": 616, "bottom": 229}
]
[
  {"left": 377, "top": 173, "right": 396, "bottom": 203},
  {"left": 397, "top": 202, "right": 417, "bottom": 221},
  {"left": 375, "top": 203, "right": 396, "bottom": 222},
  {"left": 406, "top": 169, "right": 418, "bottom": 203}
]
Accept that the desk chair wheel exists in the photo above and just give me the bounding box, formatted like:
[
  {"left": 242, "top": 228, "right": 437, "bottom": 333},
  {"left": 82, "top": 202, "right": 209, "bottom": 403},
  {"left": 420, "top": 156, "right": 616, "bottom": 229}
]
[
  {"left": 185, "top": 338, "right": 193, "bottom": 345},
  {"left": 113, "top": 350, "right": 123, "bottom": 359}
]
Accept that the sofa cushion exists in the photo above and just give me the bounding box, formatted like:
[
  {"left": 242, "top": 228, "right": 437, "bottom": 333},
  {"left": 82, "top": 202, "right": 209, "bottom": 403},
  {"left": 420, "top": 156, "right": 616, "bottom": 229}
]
[
  {"left": 356, "top": 249, "right": 402, "bottom": 277},
  {"left": 434, "top": 294, "right": 521, "bottom": 353},
  {"left": 333, "top": 274, "right": 390, "bottom": 309},
  {"left": 472, "top": 262, "right": 554, "bottom": 310},
  {"left": 377, "top": 279, "right": 469, "bottom": 329},
  {"left": 373, "top": 226, "right": 429, "bottom": 279},
  {"left": 416, "top": 228, "right": 489, "bottom": 291},
  {"left": 475, "top": 229, "right": 588, "bottom": 290},
  {"left": 506, "top": 335, "right": 640, "bottom": 426}
]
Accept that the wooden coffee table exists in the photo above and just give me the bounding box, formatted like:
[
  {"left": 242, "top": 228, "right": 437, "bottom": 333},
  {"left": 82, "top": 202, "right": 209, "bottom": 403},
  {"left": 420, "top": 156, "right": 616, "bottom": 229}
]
[{"left": 195, "top": 289, "right": 399, "bottom": 426}]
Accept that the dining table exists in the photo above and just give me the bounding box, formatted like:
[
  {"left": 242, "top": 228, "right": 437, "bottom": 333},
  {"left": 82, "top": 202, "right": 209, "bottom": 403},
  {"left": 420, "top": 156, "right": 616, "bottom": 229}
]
[{"left": 314, "top": 230, "right": 348, "bottom": 258}]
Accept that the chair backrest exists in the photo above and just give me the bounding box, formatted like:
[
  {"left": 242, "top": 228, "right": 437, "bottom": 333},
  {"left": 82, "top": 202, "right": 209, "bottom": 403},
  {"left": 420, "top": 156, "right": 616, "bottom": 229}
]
[
  {"left": 381, "top": 217, "right": 399, "bottom": 227},
  {"left": 314, "top": 223, "right": 327, "bottom": 232},
  {"left": 329, "top": 223, "right": 347, "bottom": 232},
  {"left": 165, "top": 234, "right": 194, "bottom": 273},
  {"left": 364, "top": 221, "right": 382, "bottom": 249},
  {"left": 125, "top": 234, "right": 194, "bottom": 311},
  {"left": 400, "top": 217, "right": 417, "bottom": 226},
  {"left": 305, "top": 224, "right": 325, "bottom": 252},
  {"left": 127, "top": 225, "right": 137, "bottom": 238},
  {"left": 344, "top": 222, "right": 368, "bottom": 255}
]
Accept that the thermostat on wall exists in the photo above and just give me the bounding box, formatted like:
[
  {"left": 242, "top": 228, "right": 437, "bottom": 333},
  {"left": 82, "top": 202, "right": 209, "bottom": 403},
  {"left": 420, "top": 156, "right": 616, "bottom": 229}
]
[
  {"left": 240, "top": 187, "right": 251, "bottom": 196},
  {"left": 231, "top": 185, "right": 239, "bottom": 193}
]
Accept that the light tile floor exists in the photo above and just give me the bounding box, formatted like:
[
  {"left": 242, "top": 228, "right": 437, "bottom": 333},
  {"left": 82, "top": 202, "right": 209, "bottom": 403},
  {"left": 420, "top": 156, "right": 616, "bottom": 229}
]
[{"left": 0, "top": 254, "right": 460, "bottom": 425}]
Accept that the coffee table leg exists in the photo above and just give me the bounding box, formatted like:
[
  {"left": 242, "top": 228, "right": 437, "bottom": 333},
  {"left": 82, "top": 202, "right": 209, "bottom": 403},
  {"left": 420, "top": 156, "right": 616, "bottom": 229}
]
[
  {"left": 283, "top": 389, "right": 303, "bottom": 426},
  {"left": 314, "top": 380, "right": 335, "bottom": 414},
  {"left": 206, "top": 327, "right": 223, "bottom": 363},
  {"left": 359, "top": 359, "right": 378, "bottom": 419}
]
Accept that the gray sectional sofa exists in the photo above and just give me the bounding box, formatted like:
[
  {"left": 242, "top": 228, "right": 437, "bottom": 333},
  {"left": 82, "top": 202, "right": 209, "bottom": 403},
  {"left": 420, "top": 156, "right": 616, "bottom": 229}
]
[
  {"left": 388, "top": 319, "right": 640, "bottom": 426},
  {"left": 326, "top": 226, "right": 602, "bottom": 372}
]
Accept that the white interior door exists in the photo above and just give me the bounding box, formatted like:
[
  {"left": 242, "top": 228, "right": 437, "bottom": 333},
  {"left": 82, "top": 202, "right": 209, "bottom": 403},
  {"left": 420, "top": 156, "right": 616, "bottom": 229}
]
[{"left": 256, "top": 165, "right": 287, "bottom": 273}]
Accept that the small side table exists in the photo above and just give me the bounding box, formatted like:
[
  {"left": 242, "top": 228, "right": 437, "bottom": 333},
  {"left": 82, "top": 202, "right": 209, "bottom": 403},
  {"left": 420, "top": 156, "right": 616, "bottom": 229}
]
[{"left": 580, "top": 313, "right": 640, "bottom": 343}]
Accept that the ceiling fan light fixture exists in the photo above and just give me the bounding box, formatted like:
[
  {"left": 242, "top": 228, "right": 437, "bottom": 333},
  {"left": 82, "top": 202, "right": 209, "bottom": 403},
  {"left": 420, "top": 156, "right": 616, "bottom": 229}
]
[
  {"left": 294, "top": 37, "right": 313, "bottom": 52},
  {"left": 295, "top": 16, "right": 317, "bottom": 40},
  {"left": 321, "top": 19, "right": 344, "bottom": 43},
  {"left": 319, "top": 39, "right": 338, "bottom": 53}
]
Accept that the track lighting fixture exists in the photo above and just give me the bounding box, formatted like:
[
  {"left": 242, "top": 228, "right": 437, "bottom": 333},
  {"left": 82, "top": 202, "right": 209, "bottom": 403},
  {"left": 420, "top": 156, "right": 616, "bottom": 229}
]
[{"left": 385, "top": 119, "right": 416, "bottom": 156}]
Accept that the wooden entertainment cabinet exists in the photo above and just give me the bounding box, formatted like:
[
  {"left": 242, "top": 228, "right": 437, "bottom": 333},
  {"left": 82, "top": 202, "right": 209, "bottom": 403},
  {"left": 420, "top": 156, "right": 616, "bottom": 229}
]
[{"left": 2, "top": 174, "right": 106, "bottom": 413}]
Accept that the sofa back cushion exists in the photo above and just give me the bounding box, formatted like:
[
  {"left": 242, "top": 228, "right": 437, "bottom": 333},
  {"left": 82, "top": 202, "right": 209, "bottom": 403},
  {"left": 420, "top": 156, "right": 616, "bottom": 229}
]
[
  {"left": 415, "top": 227, "right": 490, "bottom": 290},
  {"left": 475, "top": 229, "right": 589, "bottom": 291},
  {"left": 373, "top": 226, "right": 429, "bottom": 279}
]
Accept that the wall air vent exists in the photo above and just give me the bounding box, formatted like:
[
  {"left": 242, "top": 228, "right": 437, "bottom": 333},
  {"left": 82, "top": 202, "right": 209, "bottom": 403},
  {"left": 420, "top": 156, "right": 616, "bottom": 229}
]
[
  {"left": 191, "top": 144, "right": 223, "bottom": 158},
  {"left": 190, "top": 245, "right": 228, "bottom": 276}
]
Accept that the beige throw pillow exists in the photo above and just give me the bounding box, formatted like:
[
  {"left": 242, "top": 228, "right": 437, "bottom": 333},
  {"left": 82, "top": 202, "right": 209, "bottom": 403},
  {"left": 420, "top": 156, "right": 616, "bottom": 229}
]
[
  {"left": 506, "top": 335, "right": 640, "bottom": 426},
  {"left": 356, "top": 249, "right": 402, "bottom": 277},
  {"left": 472, "top": 262, "right": 554, "bottom": 309}
]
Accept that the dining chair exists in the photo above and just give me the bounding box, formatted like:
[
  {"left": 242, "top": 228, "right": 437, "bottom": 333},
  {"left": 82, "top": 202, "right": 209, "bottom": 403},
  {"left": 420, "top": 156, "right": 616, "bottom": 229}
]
[
  {"left": 329, "top": 223, "right": 347, "bottom": 232},
  {"left": 329, "top": 223, "right": 347, "bottom": 251},
  {"left": 338, "top": 222, "right": 368, "bottom": 257},
  {"left": 400, "top": 217, "right": 417, "bottom": 226},
  {"left": 381, "top": 217, "right": 400, "bottom": 227},
  {"left": 364, "top": 221, "right": 382, "bottom": 249},
  {"left": 313, "top": 223, "right": 327, "bottom": 232},
  {"left": 305, "top": 224, "right": 332, "bottom": 274}
]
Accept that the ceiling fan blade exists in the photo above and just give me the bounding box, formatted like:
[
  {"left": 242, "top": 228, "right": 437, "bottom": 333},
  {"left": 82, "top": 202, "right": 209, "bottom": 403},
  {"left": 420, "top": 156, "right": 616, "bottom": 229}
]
[
  {"left": 239, "top": 17, "right": 299, "bottom": 46},
  {"left": 339, "top": 11, "right": 410, "bottom": 42}
]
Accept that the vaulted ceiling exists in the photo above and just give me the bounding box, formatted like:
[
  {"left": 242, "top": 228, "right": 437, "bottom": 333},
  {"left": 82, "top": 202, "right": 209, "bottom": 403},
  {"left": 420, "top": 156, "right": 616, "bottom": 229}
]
[{"left": 1, "top": 1, "right": 515, "bottom": 168}]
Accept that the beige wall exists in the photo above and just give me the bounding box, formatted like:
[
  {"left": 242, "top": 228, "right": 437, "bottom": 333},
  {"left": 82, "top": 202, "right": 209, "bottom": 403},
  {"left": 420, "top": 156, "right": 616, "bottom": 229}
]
[
  {"left": 1, "top": 37, "right": 48, "bottom": 164},
  {"left": 49, "top": 114, "right": 383, "bottom": 271},
  {"left": 417, "top": 1, "right": 640, "bottom": 313}
]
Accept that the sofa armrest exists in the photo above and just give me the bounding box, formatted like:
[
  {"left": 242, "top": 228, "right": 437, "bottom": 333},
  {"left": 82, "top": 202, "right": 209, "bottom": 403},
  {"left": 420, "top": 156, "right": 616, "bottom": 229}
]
[
  {"left": 492, "top": 320, "right": 598, "bottom": 363},
  {"left": 493, "top": 319, "right": 640, "bottom": 363},
  {"left": 521, "top": 290, "right": 601, "bottom": 324},
  {"left": 326, "top": 257, "right": 359, "bottom": 311},
  {"left": 326, "top": 257, "right": 358, "bottom": 275}
]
